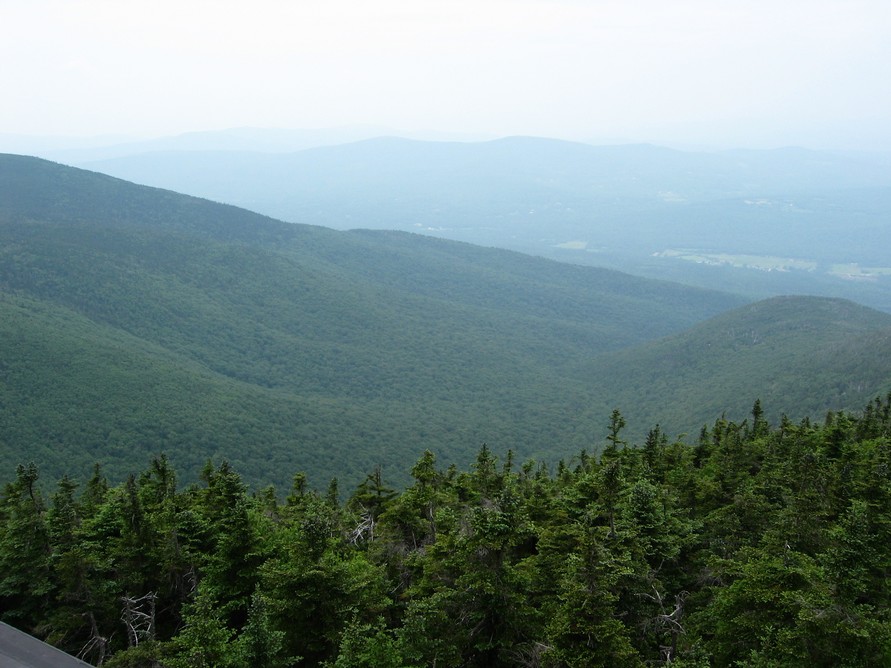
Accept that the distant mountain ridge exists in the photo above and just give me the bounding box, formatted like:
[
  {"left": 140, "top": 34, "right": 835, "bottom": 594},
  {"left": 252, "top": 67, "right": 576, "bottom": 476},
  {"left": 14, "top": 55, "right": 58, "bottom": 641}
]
[
  {"left": 1, "top": 154, "right": 890, "bottom": 489},
  {"left": 0, "top": 126, "right": 494, "bottom": 163},
  {"left": 80, "top": 135, "right": 891, "bottom": 210},
  {"left": 74, "top": 135, "right": 891, "bottom": 312}
]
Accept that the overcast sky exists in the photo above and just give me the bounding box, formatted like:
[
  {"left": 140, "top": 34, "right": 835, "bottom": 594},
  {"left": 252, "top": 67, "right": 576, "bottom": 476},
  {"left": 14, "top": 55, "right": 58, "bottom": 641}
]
[{"left": 2, "top": 0, "right": 890, "bottom": 149}]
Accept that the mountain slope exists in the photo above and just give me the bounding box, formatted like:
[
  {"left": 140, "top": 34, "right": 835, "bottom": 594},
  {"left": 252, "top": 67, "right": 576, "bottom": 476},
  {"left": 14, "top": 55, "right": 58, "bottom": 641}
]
[
  {"left": 582, "top": 295, "right": 891, "bottom": 440},
  {"left": 0, "top": 289, "right": 571, "bottom": 490},
  {"left": 0, "top": 154, "right": 744, "bottom": 487},
  {"left": 2, "top": 154, "right": 889, "bottom": 488}
]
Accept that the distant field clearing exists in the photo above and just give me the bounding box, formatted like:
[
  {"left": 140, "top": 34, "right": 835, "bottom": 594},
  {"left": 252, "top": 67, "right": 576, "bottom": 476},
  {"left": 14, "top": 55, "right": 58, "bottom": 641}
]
[
  {"left": 655, "top": 250, "right": 818, "bottom": 272},
  {"left": 829, "top": 264, "right": 891, "bottom": 280},
  {"left": 553, "top": 240, "right": 588, "bottom": 250}
]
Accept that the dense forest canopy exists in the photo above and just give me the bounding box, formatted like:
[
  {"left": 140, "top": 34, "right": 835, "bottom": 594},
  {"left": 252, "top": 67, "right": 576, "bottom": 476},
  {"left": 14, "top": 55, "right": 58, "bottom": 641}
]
[
  {"left": 2, "top": 399, "right": 891, "bottom": 666},
  {"left": 3, "top": 154, "right": 891, "bottom": 491}
]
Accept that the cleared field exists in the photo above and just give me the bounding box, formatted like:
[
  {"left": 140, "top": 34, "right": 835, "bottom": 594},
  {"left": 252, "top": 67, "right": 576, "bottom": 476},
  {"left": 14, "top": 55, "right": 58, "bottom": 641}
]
[
  {"left": 655, "top": 249, "right": 818, "bottom": 272},
  {"left": 829, "top": 263, "right": 891, "bottom": 280}
]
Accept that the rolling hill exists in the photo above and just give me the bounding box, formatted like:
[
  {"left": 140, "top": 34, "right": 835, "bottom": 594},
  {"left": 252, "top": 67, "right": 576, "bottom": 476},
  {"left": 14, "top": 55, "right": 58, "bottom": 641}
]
[
  {"left": 579, "top": 295, "right": 891, "bottom": 440},
  {"left": 2, "top": 154, "right": 890, "bottom": 489}
]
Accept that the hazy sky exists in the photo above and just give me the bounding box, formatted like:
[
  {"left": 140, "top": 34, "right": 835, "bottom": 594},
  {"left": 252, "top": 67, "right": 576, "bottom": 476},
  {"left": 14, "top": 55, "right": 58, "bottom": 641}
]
[{"left": 3, "top": 0, "right": 890, "bottom": 149}]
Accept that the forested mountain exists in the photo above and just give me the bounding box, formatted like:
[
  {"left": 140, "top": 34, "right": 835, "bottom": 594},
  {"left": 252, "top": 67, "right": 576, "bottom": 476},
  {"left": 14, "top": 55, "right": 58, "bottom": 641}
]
[
  {"left": 582, "top": 296, "right": 891, "bottom": 437},
  {"left": 2, "top": 154, "right": 890, "bottom": 492},
  {"left": 2, "top": 399, "right": 891, "bottom": 666},
  {"left": 77, "top": 136, "right": 891, "bottom": 311}
]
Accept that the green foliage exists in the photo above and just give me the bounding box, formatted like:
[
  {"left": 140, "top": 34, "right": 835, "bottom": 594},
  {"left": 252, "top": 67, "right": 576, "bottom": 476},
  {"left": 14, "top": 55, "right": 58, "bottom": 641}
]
[
  {"left": 3, "top": 398, "right": 891, "bottom": 665},
  {"left": 0, "top": 152, "right": 751, "bottom": 491},
  {"left": 0, "top": 463, "right": 53, "bottom": 628},
  {"left": 165, "top": 583, "right": 236, "bottom": 668},
  {"left": 3, "top": 155, "right": 891, "bottom": 493},
  {"left": 230, "top": 589, "right": 292, "bottom": 668},
  {"left": 326, "top": 618, "right": 403, "bottom": 668}
]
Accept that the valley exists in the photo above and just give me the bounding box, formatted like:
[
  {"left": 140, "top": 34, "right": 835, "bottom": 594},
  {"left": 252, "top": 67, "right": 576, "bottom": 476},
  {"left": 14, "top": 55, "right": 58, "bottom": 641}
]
[
  {"left": 4, "top": 3, "right": 891, "bottom": 664},
  {"left": 2, "top": 153, "right": 890, "bottom": 491},
  {"left": 64, "top": 135, "right": 891, "bottom": 313}
]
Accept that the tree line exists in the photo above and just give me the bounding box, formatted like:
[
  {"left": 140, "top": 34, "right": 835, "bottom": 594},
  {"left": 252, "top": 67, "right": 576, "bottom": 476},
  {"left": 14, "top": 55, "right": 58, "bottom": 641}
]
[{"left": 2, "top": 397, "right": 891, "bottom": 666}]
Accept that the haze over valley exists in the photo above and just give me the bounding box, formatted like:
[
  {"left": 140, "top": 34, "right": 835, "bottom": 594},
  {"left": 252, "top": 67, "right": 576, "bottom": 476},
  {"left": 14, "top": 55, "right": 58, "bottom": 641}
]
[{"left": 46, "top": 130, "right": 891, "bottom": 313}]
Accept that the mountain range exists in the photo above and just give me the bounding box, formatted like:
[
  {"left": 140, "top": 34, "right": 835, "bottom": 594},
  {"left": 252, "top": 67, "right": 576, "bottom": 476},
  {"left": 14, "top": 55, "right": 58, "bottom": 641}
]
[
  {"left": 65, "top": 133, "right": 891, "bottom": 313},
  {"left": 2, "top": 153, "right": 890, "bottom": 489}
]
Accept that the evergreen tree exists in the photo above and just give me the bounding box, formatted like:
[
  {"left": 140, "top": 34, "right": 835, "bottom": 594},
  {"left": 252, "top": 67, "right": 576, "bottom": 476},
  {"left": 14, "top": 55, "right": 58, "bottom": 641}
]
[{"left": 0, "top": 463, "right": 53, "bottom": 629}]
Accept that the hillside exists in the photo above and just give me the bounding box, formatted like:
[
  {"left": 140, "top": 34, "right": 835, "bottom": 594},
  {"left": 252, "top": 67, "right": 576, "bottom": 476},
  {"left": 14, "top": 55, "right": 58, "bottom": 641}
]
[
  {"left": 579, "top": 296, "right": 891, "bottom": 441},
  {"left": 0, "top": 153, "right": 741, "bottom": 487},
  {"left": 77, "top": 136, "right": 891, "bottom": 311},
  {"left": 4, "top": 401, "right": 891, "bottom": 666},
  {"left": 2, "top": 154, "right": 890, "bottom": 489}
]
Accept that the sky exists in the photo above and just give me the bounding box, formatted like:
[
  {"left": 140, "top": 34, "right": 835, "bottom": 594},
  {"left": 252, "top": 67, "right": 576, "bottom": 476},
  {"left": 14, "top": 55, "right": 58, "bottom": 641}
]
[{"left": 2, "top": 0, "right": 891, "bottom": 150}]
